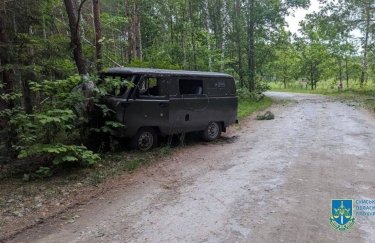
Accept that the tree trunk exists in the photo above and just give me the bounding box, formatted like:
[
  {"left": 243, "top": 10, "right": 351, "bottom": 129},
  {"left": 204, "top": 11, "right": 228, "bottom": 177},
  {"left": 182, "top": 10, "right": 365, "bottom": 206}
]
[
  {"left": 22, "top": 78, "right": 33, "bottom": 114},
  {"left": 63, "top": 0, "right": 88, "bottom": 75},
  {"left": 219, "top": 0, "right": 226, "bottom": 72},
  {"left": 310, "top": 63, "right": 314, "bottom": 90},
  {"left": 42, "top": 15, "right": 47, "bottom": 41},
  {"left": 338, "top": 58, "right": 343, "bottom": 91},
  {"left": 204, "top": 0, "right": 212, "bottom": 71},
  {"left": 235, "top": 0, "right": 244, "bottom": 87},
  {"left": 112, "top": 29, "right": 118, "bottom": 62},
  {"left": 93, "top": 0, "right": 102, "bottom": 72},
  {"left": 21, "top": 26, "right": 36, "bottom": 115},
  {"left": 360, "top": 3, "right": 371, "bottom": 87},
  {"left": 0, "top": 15, "right": 15, "bottom": 156},
  {"left": 182, "top": 0, "right": 187, "bottom": 69},
  {"left": 345, "top": 57, "right": 349, "bottom": 89},
  {"left": 188, "top": 0, "right": 197, "bottom": 70},
  {"left": 169, "top": 4, "right": 174, "bottom": 46},
  {"left": 134, "top": 12, "right": 142, "bottom": 61},
  {"left": 0, "top": 16, "right": 13, "bottom": 109},
  {"left": 206, "top": 0, "right": 225, "bottom": 71},
  {"left": 247, "top": 0, "right": 255, "bottom": 92},
  {"left": 125, "top": 0, "right": 133, "bottom": 64}
]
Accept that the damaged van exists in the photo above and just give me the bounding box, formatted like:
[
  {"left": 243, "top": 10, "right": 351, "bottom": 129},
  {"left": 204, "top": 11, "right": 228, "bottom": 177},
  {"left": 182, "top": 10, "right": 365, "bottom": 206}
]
[{"left": 101, "top": 67, "right": 238, "bottom": 151}]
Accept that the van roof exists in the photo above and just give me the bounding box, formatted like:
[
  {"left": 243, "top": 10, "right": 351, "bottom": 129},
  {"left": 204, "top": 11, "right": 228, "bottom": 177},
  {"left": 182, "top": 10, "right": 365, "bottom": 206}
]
[{"left": 103, "top": 67, "right": 233, "bottom": 78}]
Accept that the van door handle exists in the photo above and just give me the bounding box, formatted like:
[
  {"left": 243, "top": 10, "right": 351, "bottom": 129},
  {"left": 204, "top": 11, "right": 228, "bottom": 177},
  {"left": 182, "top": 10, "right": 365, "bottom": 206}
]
[{"left": 159, "top": 102, "right": 168, "bottom": 108}]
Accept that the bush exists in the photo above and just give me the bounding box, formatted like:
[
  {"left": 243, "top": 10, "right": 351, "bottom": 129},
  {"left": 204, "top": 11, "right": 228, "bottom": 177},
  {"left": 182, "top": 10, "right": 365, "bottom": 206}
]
[
  {"left": 236, "top": 77, "right": 269, "bottom": 101},
  {"left": 0, "top": 75, "right": 106, "bottom": 174},
  {"left": 237, "top": 88, "right": 265, "bottom": 101}
]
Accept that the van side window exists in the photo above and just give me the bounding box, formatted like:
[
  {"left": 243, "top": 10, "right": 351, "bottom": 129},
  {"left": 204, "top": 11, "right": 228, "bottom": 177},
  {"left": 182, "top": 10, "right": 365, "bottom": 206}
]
[
  {"left": 179, "top": 79, "right": 203, "bottom": 95},
  {"left": 139, "top": 77, "right": 164, "bottom": 97}
]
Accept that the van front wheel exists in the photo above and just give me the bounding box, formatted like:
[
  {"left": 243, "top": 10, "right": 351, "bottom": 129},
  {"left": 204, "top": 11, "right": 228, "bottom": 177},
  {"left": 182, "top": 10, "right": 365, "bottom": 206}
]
[
  {"left": 202, "top": 122, "right": 221, "bottom": 141},
  {"left": 131, "top": 128, "right": 158, "bottom": 151}
]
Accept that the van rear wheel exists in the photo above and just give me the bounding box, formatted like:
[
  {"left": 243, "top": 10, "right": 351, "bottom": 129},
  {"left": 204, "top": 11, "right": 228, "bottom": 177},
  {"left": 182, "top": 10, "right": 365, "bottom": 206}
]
[
  {"left": 131, "top": 128, "right": 158, "bottom": 151},
  {"left": 202, "top": 122, "right": 221, "bottom": 141}
]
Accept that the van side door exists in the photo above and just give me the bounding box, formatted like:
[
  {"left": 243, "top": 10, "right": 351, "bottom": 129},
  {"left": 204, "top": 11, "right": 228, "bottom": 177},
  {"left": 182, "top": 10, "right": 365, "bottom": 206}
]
[
  {"left": 169, "top": 77, "right": 209, "bottom": 134},
  {"left": 123, "top": 75, "right": 170, "bottom": 136}
]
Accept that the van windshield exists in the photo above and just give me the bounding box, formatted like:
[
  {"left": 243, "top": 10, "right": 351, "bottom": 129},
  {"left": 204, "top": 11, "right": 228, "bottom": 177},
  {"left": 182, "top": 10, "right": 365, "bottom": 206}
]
[{"left": 100, "top": 74, "right": 134, "bottom": 97}]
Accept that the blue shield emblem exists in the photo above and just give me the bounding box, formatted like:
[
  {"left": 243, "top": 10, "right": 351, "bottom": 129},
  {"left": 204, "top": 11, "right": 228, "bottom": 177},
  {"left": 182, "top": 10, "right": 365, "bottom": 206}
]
[{"left": 330, "top": 199, "right": 355, "bottom": 231}]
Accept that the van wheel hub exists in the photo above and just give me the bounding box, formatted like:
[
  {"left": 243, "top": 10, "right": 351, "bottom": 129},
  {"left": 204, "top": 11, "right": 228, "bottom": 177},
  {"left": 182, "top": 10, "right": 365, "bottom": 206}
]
[
  {"left": 138, "top": 132, "right": 154, "bottom": 151},
  {"left": 207, "top": 122, "right": 220, "bottom": 139}
]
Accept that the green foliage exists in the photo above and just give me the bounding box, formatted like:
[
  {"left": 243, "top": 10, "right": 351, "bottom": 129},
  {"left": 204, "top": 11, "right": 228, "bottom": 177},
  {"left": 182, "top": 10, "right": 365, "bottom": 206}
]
[
  {"left": 36, "top": 167, "right": 53, "bottom": 178},
  {"left": 0, "top": 74, "right": 102, "bottom": 173},
  {"left": 0, "top": 92, "right": 22, "bottom": 103},
  {"left": 36, "top": 109, "right": 75, "bottom": 130},
  {"left": 255, "top": 80, "right": 271, "bottom": 93},
  {"left": 90, "top": 121, "right": 125, "bottom": 134},
  {"left": 95, "top": 75, "right": 133, "bottom": 97},
  {"left": 83, "top": 76, "right": 132, "bottom": 139},
  {"left": 30, "top": 75, "right": 84, "bottom": 109},
  {"left": 237, "top": 78, "right": 269, "bottom": 101},
  {"left": 237, "top": 88, "right": 264, "bottom": 101},
  {"left": 19, "top": 144, "right": 100, "bottom": 166},
  {"left": 101, "top": 12, "right": 128, "bottom": 28},
  {"left": 128, "top": 59, "right": 181, "bottom": 70}
]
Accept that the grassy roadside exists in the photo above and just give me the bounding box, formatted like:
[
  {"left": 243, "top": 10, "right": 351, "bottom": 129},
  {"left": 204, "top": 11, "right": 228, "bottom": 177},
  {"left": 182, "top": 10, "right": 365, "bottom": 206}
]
[
  {"left": 238, "top": 97, "right": 273, "bottom": 119},
  {"left": 0, "top": 148, "right": 171, "bottom": 240},
  {"left": 271, "top": 87, "right": 340, "bottom": 95},
  {"left": 271, "top": 87, "right": 375, "bottom": 113},
  {"left": 329, "top": 91, "right": 375, "bottom": 113}
]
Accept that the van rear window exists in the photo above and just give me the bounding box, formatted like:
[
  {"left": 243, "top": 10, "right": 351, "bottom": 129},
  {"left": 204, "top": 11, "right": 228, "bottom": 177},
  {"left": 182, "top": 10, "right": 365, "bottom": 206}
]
[{"left": 179, "top": 79, "right": 203, "bottom": 95}]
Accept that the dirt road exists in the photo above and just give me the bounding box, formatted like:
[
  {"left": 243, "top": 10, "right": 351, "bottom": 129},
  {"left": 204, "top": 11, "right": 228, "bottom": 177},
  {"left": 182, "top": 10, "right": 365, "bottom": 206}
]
[{"left": 9, "top": 92, "right": 375, "bottom": 242}]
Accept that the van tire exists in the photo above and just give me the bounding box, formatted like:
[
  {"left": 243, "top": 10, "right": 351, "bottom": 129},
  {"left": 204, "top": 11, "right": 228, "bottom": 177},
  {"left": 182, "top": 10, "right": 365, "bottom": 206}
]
[
  {"left": 131, "top": 128, "right": 158, "bottom": 151},
  {"left": 202, "top": 121, "right": 222, "bottom": 141}
]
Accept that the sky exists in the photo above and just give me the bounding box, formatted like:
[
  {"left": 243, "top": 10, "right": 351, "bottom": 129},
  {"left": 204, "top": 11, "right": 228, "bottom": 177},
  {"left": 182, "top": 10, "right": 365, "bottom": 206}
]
[
  {"left": 285, "top": 0, "right": 321, "bottom": 34},
  {"left": 285, "top": 0, "right": 362, "bottom": 42}
]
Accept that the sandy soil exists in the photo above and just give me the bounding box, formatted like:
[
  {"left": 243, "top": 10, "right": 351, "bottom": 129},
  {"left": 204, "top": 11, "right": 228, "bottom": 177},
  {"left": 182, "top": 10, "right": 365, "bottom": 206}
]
[{"left": 7, "top": 92, "right": 375, "bottom": 243}]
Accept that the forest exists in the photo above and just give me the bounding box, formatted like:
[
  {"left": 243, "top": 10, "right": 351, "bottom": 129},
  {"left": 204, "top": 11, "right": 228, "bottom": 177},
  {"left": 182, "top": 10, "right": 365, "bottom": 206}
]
[{"left": 1, "top": 0, "right": 375, "bottom": 169}]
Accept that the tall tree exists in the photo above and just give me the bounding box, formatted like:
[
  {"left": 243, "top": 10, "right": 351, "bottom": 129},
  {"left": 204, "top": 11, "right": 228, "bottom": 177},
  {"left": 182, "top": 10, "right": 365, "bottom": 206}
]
[
  {"left": 93, "top": 0, "right": 102, "bottom": 72},
  {"left": 63, "top": 0, "right": 88, "bottom": 75},
  {"left": 134, "top": 3, "right": 142, "bottom": 61},
  {"left": 359, "top": 1, "right": 373, "bottom": 86},
  {"left": 0, "top": 15, "right": 12, "bottom": 109},
  {"left": 234, "top": 0, "right": 244, "bottom": 87},
  {"left": 246, "top": 0, "right": 256, "bottom": 91},
  {"left": 319, "top": 0, "right": 375, "bottom": 87}
]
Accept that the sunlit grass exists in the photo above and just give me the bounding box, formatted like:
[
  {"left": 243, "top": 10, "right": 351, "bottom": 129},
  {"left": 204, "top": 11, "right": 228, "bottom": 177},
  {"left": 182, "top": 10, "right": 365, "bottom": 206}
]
[
  {"left": 238, "top": 97, "right": 273, "bottom": 119},
  {"left": 270, "top": 80, "right": 375, "bottom": 95}
]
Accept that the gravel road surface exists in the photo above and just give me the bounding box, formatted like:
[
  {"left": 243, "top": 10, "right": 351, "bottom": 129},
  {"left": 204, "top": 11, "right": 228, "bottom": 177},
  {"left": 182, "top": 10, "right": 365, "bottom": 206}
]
[{"left": 10, "top": 92, "right": 375, "bottom": 243}]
